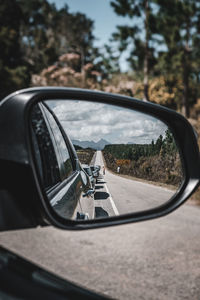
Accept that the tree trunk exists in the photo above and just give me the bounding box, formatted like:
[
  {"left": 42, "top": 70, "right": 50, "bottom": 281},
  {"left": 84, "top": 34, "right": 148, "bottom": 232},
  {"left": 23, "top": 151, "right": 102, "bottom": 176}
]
[
  {"left": 182, "top": 60, "right": 190, "bottom": 118},
  {"left": 143, "top": 55, "right": 149, "bottom": 101},
  {"left": 80, "top": 48, "right": 85, "bottom": 87},
  {"left": 143, "top": 0, "right": 149, "bottom": 101},
  {"left": 182, "top": 24, "right": 190, "bottom": 118}
]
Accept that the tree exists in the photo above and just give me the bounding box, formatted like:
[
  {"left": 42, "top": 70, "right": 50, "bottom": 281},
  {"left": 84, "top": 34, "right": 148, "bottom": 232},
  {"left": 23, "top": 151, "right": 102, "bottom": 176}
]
[
  {"left": 155, "top": 0, "right": 200, "bottom": 117},
  {"left": 0, "top": 0, "right": 59, "bottom": 98},
  {"left": 29, "top": 4, "right": 103, "bottom": 86},
  {"left": 18, "top": 0, "right": 59, "bottom": 73},
  {"left": 155, "top": 134, "right": 163, "bottom": 153},
  {"left": 110, "top": 0, "right": 157, "bottom": 101},
  {"left": 0, "top": 0, "right": 103, "bottom": 96},
  {"left": 95, "top": 44, "right": 120, "bottom": 80},
  {"left": 0, "top": 0, "right": 29, "bottom": 98},
  {"left": 56, "top": 8, "right": 96, "bottom": 78}
]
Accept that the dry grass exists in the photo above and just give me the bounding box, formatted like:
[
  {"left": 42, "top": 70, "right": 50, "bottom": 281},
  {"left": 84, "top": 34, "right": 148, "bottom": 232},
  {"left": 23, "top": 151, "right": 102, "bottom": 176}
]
[{"left": 103, "top": 151, "right": 182, "bottom": 188}]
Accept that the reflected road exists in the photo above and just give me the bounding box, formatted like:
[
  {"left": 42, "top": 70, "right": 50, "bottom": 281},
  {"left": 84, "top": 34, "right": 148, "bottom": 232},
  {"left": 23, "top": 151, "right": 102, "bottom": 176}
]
[{"left": 94, "top": 151, "right": 174, "bottom": 217}]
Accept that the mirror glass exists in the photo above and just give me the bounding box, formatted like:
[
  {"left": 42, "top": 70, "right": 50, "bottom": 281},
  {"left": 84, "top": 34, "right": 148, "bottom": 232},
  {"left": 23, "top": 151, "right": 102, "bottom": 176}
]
[{"left": 31, "top": 99, "right": 183, "bottom": 221}]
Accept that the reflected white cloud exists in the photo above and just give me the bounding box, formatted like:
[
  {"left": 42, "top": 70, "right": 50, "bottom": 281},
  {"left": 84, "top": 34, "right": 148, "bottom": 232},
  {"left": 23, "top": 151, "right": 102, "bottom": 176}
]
[{"left": 46, "top": 100, "right": 168, "bottom": 144}]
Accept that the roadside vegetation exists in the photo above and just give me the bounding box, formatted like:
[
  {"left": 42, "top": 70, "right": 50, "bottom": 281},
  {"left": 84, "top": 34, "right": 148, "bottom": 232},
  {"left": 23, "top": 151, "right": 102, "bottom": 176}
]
[
  {"left": 103, "top": 130, "right": 182, "bottom": 187},
  {"left": 74, "top": 145, "right": 95, "bottom": 165}
]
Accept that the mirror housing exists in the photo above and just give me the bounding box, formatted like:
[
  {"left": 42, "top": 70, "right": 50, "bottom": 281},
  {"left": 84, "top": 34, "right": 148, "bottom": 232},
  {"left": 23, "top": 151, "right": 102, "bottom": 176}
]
[{"left": 0, "top": 87, "right": 200, "bottom": 231}]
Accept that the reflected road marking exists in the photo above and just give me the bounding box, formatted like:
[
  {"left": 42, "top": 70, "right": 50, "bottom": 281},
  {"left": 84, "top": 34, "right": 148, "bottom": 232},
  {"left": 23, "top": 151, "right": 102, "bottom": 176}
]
[{"left": 104, "top": 181, "right": 119, "bottom": 216}]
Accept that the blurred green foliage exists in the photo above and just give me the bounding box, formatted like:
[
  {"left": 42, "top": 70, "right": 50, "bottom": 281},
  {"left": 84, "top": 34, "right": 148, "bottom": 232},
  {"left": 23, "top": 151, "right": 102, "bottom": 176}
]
[{"left": 0, "top": 0, "right": 105, "bottom": 98}]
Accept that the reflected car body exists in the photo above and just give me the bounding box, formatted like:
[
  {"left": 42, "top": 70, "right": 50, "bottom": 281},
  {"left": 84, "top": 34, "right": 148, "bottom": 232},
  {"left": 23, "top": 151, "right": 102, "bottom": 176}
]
[
  {"left": 90, "top": 165, "right": 100, "bottom": 183},
  {"left": 82, "top": 164, "right": 96, "bottom": 189},
  {"left": 31, "top": 102, "right": 94, "bottom": 220}
]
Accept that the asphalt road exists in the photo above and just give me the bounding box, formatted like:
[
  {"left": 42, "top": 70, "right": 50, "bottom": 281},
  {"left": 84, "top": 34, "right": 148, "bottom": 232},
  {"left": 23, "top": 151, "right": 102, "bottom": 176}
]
[
  {"left": 0, "top": 152, "right": 200, "bottom": 299},
  {"left": 94, "top": 151, "right": 174, "bottom": 217}
]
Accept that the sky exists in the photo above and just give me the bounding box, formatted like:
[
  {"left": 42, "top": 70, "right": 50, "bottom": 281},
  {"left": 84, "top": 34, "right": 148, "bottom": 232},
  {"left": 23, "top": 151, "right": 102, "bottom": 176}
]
[
  {"left": 47, "top": 100, "right": 168, "bottom": 144},
  {"left": 48, "top": 0, "right": 133, "bottom": 71}
]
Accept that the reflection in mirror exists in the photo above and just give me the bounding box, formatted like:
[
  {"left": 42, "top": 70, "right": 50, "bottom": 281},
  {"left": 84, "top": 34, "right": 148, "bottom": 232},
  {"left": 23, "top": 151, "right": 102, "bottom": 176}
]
[{"left": 31, "top": 100, "right": 183, "bottom": 221}]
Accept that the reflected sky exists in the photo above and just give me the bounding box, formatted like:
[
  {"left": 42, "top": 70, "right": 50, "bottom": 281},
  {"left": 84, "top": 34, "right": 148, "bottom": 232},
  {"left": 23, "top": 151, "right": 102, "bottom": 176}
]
[{"left": 46, "top": 100, "right": 168, "bottom": 145}]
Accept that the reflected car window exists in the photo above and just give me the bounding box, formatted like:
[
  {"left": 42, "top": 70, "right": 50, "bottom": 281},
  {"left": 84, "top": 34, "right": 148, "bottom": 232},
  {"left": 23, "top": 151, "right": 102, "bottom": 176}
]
[
  {"left": 41, "top": 105, "right": 73, "bottom": 181},
  {"left": 31, "top": 105, "right": 61, "bottom": 190}
]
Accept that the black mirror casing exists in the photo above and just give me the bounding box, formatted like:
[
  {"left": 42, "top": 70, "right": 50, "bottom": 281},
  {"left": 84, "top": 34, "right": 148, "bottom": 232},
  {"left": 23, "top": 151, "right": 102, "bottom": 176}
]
[{"left": 0, "top": 87, "right": 200, "bottom": 231}]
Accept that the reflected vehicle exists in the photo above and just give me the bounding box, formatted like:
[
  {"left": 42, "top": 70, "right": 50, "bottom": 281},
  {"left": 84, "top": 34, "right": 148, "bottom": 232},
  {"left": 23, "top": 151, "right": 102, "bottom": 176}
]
[
  {"left": 90, "top": 165, "right": 100, "bottom": 183},
  {"left": 82, "top": 164, "right": 96, "bottom": 189},
  {"left": 31, "top": 102, "right": 94, "bottom": 220}
]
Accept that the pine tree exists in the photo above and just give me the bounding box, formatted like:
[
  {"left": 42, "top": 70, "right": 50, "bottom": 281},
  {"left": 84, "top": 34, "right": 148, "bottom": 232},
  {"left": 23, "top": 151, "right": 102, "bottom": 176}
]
[
  {"left": 110, "top": 0, "right": 157, "bottom": 101},
  {"left": 155, "top": 0, "right": 200, "bottom": 117}
]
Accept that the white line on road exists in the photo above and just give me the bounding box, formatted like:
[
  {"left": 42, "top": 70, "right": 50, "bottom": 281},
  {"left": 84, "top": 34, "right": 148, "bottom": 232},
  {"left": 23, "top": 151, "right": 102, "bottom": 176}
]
[
  {"left": 95, "top": 150, "right": 119, "bottom": 216},
  {"left": 104, "top": 182, "right": 119, "bottom": 216}
]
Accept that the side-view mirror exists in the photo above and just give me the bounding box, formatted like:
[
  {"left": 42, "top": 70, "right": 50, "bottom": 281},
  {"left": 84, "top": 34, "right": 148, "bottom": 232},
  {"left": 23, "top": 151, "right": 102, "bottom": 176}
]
[
  {"left": 83, "top": 189, "right": 95, "bottom": 198},
  {"left": 0, "top": 87, "right": 199, "bottom": 231}
]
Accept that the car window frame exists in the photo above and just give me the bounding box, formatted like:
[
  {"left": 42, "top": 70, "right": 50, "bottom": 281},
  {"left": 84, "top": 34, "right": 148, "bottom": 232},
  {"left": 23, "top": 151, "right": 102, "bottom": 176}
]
[
  {"left": 32, "top": 102, "right": 80, "bottom": 201},
  {"left": 39, "top": 103, "right": 74, "bottom": 180},
  {"left": 31, "top": 104, "right": 62, "bottom": 191}
]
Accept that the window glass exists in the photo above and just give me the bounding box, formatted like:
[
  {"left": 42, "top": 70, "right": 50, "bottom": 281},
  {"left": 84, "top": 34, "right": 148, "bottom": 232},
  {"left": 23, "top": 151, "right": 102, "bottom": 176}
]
[
  {"left": 42, "top": 105, "right": 73, "bottom": 181},
  {"left": 31, "top": 105, "right": 61, "bottom": 190}
]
